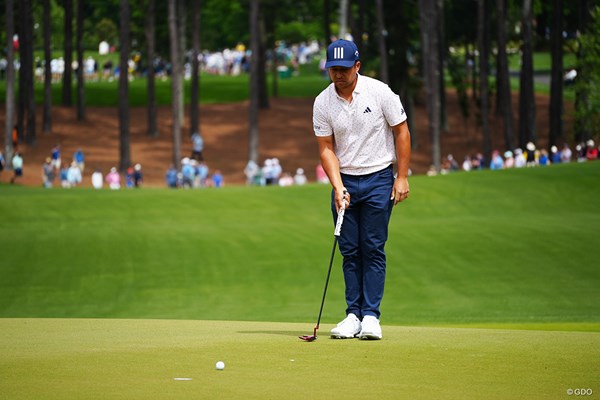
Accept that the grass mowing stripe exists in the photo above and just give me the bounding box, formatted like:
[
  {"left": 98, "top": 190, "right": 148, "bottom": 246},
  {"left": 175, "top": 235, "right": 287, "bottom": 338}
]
[
  {"left": 0, "top": 319, "right": 597, "bottom": 400},
  {"left": 0, "top": 162, "right": 599, "bottom": 327}
]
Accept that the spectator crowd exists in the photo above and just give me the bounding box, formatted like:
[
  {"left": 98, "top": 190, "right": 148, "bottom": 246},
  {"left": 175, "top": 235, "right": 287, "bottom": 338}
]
[
  {"left": 0, "top": 38, "right": 322, "bottom": 88},
  {"left": 164, "top": 157, "right": 222, "bottom": 189},
  {"left": 2, "top": 138, "right": 597, "bottom": 188},
  {"left": 243, "top": 158, "right": 312, "bottom": 187},
  {"left": 429, "top": 140, "right": 599, "bottom": 176},
  {"left": 34, "top": 144, "right": 146, "bottom": 190}
]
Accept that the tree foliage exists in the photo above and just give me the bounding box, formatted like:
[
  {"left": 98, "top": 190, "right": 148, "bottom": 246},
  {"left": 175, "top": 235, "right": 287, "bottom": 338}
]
[{"left": 95, "top": 18, "right": 118, "bottom": 43}]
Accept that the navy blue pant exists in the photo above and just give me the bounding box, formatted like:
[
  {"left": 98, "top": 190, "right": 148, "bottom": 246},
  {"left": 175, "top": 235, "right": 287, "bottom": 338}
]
[{"left": 332, "top": 165, "right": 394, "bottom": 319}]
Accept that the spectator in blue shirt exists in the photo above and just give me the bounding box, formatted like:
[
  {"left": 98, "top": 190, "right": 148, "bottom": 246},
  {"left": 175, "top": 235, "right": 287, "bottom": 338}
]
[
  {"left": 490, "top": 150, "right": 504, "bottom": 170},
  {"left": 181, "top": 158, "right": 195, "bottom": 188},
  {"left": 165, "top": 165, "right": 178, "bottom": 188},
  {"left": 73, "top": 148, "right": 85, "bottom": 173}
]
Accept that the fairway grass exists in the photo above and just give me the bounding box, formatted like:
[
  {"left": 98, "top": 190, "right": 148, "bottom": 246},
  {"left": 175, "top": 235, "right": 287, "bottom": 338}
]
[
  {"left": 0, "top": 319, "right": 597, "bottom": 400},
  {"left": 1, "top": 162, "right": 599, "bottom": 326}
]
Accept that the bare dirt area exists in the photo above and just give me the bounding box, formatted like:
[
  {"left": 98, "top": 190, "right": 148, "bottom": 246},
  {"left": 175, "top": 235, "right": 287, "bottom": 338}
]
[{"left": 0, "top": 91, "right": 565, "bottom": 187}]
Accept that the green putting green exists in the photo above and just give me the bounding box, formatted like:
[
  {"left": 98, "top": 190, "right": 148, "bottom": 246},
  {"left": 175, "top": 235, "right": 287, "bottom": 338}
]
[{"left": 0, "top": 319, "right": 597, "bottom": 400}]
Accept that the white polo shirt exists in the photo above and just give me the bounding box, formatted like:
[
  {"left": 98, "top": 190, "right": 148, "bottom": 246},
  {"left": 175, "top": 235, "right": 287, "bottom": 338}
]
[{"left": 313, "top": 74, "right": 407, "bottom": 175}]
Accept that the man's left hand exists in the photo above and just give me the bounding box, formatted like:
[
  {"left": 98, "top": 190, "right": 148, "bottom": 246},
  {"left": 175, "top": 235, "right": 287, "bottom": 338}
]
[{"left": 391, "top": 177, "right": 410, "bottom": 205}]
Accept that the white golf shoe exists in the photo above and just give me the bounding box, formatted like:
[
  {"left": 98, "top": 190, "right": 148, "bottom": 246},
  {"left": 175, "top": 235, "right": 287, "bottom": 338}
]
[
  {"left": 358, "top": 315, "right": 382, "bottom": 340},
  {"left": 330, "top": 313, "right": 361, "bottom": 339}
]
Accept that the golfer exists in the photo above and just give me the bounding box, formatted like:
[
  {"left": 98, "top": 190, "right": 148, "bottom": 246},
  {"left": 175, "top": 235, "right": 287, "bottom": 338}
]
[{"left": 313, "top": 39, "right": 411, "bottom": 340}]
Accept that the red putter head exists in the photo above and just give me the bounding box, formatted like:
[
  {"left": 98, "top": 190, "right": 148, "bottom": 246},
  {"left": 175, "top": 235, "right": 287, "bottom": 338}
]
[{"left": 299, "top": 326, "right": 319, "bottom": 342}]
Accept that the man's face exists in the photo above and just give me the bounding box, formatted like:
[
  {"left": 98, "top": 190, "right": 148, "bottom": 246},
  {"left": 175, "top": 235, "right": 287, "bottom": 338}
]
[{"left": 328, "top": 61, "right": 360, "bottom": 91}]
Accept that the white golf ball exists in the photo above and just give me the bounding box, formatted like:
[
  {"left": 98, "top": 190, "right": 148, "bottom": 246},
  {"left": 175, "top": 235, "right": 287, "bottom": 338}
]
[{"left": 215, "top": 361, "right": 225, "bottom": 370}]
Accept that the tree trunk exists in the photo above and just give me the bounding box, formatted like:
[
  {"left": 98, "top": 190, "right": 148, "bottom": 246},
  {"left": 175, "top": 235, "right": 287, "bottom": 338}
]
[
  {"left": 265, "top": 9, "right": 278, "bottom": 99},
  {"left": 42, "top": 0, "right": 52, "bottom": 134},
  {"left": 76, "top": 0, "right": 85, "bottom": 121},
  {"left": 470, "top": 42, "right": 478, "bottom": 103},
  {"left": 518, "top": 0, "right": 536, "bottom": 147},
  {"left": 62, "top": 0, "right": 73, "bottom": 107},
  {"left": 20, "top": 0, "right": 36, "bottom": 145},
  {"left": 375, "top": 0, "right": 389, "bottom": 84},
  {"left": 418, "top": 0, "right": 441, "bottom": 170},
  {"left": 478, "top": 0, "right": 491, "bottom": 160},
  {"left": 145, "top": 0, "right": 158, "bottom": 137},
  {"left": 496, "top": 0, "right": 514, "bottom": 150},
  {"left": 43, "top": 0, "right": 52, "bottom": 134},
  {"left": 168, "top": 0, "right": 183, "bottom": 168},
  {"left": 354, "top": 0, "right": 366, "bottom": 52},
  {"left": 258, "top": 7, "right": 269, "bottom": 109},
  {"left": 387, "top": 0, "right": 417, "bottom": 148},
  {"left": 574, "top": 0, "right": 593, "bottom": 143},
  {"left": 4, "top": 0, "right": 15, "bottom": 164},
  {"left": 190, "top": 0, "right": 201, "bottom": 136},
  {"left": 17, "top": 22, "right": 25, "bottom": 146},
  {"left": 323, "top": 0, "right": 332, "bottom": 44},
  {"left": 348, "top": 0, "right": 366, "bottom": 51},
  {"left": 177, "top": 0, "right": 185, "bottom": 125},
  {"left": 119, "top": 0, "right": 131, "bottom": 172},
  {"left": 271, "top": 43, "right": 278, "bottom": 98},
  {"left": 347, "top": 0, "right": 357, "bottom": 44},
  {"left": 437, "top": 0, "right": 447, "bottom": 132},
  {"left": 339, "top": 0, "right": 348, "bottom": 38},
  {"left": 549, "top": 0, "right": 564, "bottom": 148},
  {"left": 248, "top": 0, "right": 260, "bottom": 164}
]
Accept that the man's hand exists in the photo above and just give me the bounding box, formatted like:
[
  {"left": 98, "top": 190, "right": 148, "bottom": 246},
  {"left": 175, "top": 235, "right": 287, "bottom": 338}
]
[
  {"left": 335, "top": 187, "right": 350, "bottom": 212},
  {"left": 390, "top": 177, "right": 409, "bottom": 205}
]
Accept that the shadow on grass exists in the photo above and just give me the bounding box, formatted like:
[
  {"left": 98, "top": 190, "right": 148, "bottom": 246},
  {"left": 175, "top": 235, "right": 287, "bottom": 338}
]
[{"left": 237, "top": 330, "right": 307, "bottom": 337}]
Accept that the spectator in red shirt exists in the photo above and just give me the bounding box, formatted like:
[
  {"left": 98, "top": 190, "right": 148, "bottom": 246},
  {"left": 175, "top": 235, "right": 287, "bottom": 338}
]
[{"left": 586, "top": 140, "right": 598, "bottom": 161}]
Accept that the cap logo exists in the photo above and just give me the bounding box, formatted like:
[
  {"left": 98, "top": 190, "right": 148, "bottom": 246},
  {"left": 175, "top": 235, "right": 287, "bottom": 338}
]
[{"left": 333, "top": 47, "right": 344, "bottom": 59}]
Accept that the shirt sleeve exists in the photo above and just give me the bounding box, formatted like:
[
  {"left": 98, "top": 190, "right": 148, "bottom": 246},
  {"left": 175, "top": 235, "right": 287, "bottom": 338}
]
[
  {"left": 313, "top": 95, "right": 333, "bottom": 137},
  {"left": 380, "top": 86, "right": 407, "bottom": 127}
]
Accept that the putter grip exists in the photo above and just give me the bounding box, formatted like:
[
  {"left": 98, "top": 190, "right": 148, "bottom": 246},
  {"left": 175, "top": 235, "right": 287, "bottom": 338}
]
[{"left": 334, "top": 202, "right": 346, "bottom": 237}]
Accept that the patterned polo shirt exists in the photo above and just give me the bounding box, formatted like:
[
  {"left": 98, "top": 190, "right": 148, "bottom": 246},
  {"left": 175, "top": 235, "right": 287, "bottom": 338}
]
[{"left": 313, "top": 74, "right": 407, "bottom": 176}]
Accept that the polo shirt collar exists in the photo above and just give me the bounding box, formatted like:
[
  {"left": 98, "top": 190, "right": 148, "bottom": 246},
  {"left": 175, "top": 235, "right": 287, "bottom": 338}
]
[
  {"left": 330, "top": 73, "right": 363, "bottom": 99},
  {"left": 353, "top": 73, "right": 364, "bottom": 94}
]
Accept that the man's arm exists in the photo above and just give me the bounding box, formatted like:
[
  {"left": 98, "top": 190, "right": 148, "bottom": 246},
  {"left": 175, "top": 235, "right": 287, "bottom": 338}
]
[
  {"left": 316, "top": 135, "right": 350, "bottom": 211},
  {"left": 391, "top": 121, "right": 411, "bottom": 205}
]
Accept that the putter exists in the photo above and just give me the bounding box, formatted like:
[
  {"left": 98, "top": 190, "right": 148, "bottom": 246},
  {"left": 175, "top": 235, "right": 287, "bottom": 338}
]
[{"left": 299, "top": 200, "right": 346, "bottom": 342}]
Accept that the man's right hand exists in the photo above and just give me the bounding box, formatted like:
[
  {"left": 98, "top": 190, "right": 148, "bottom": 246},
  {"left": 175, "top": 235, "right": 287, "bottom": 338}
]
[{"left": 335, "top": 187, "right": 350, "bottom": 212}]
